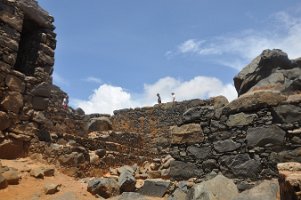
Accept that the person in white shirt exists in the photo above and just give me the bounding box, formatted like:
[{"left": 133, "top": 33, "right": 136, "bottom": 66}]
[{"left": 171, "top": 92, "right": 176, "bottom": 102}]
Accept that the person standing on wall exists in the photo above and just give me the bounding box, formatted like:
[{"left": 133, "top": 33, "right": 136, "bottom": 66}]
[
  {"left": 172, "top": 92, "right": 176, "bottom": 102},
  {"left": 157, "top": 93, "right": 161, "bottom": 104}
]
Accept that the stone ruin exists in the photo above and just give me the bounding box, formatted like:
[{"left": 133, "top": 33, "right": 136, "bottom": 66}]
[{"left": 1, "top": 0, "right": 301, "bottom": 199}]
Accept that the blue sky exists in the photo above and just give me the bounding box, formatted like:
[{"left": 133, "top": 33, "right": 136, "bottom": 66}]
[{"left": 37, "top": 0, "right": 301, "bottom": 114}]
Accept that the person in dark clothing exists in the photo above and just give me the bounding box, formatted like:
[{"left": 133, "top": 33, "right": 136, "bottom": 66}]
[{"left": 157, "top": 93, "right": 161, "bottom": 104}]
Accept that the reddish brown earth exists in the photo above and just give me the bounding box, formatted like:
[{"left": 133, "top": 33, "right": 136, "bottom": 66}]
[{"left": 0, "top": 158, "right": 97, "bottom": 200}]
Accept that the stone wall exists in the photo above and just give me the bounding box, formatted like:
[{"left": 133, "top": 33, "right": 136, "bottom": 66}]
[
  {"left": 0, "top": 0, "right": 85, "bottom": 159},
  {"left": 169, "top": 92, "right": 301, "bottom": 185},
  {"left": 112, "top": 96, "right": 228, "bottom": 154}
]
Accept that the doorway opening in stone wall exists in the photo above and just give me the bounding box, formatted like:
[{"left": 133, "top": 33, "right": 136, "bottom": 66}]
[{"left": 14, "top": 16, "right": 42, "bottom": 76}]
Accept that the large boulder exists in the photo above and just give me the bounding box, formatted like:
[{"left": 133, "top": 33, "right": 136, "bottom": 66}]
[
  {"left": 186, "top": 174, "right": 238, "bottom": 200},
  {"left": 170, "top": 123, "right": 204, "bottom": 145},
  {"left": 223, "top": 91, "right": 286, "bottom": 114},
  {"left": 233, "top": 49, "right": 300, "bottom": 96}
]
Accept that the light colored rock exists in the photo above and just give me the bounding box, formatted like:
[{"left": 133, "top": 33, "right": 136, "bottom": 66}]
[
  {"left": 44, "top": 183, "right": 61, "bottom": 194},
  {"left": 232, "top": 179, "right": 279, "bottom": 200},
  {"left": 226, "top": 112, "right": 257, "bottom": 127},
  {"left": 0, "top": 174, "right": 8, "bottom": 189},
  {"left": 186, "top": 174, "right": 238, "bottom": 200},
  {"left": 5, "top": 75, "right": 25, "bottom": 93},
  {"left": 170, "top": 123, "right": 204, "bottom": 145},
  {"left": 224, "top": 91, "right": 286, "bottom": 114},
  {"left": 30, "top": 168, "right": 44, "bottom": 179},
  {"left": 2, "top": 168, "right": 20, "bottom": 185}
]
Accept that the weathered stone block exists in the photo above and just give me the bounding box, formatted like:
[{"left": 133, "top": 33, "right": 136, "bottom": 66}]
[
  {"left": 213, "top": 139, "right": 241, "bottom": 153},
  {"left": 31, "top": 82, "right": 51, "bottom": 97},
  {"left": 170, "top": 160, "right": 203, "bottom": 180},
  {"left": 187, "top": 174, "right": 238, "bottom": 200},
  {"left": 5, "top": 74, "right": 25, "bottom": 93},
  {"left": 272, "top": 104, "right": 301, "bottom": 123},
  {"left": 246, "top": 125, "right": 286, "bottom": 148},
  {"left": 226, "top": 112, "right": 257, "bottom": 127},
  {"left": 0, "top": 111, "right": 10, "bottom": 131},
  {"left": 87, "top": 177, "right": 119, "bottom": 198},
  {"left": 0, "top": 139, "right": 26, "bottom": 159},
  {"left": 0, "top": 92, "right": 23, "bottom": 113},
  {"left": 32, "top": 96, "right": 49, "bottom": 110},
  {"left": 138, "top": 179, "right": 171, "bottom": 197},
  {"left": 170, "top": 123, "right": 204, "bottom": 145},
  {"left": 187, "top": 145, "right": 211, "bottom": 160}
]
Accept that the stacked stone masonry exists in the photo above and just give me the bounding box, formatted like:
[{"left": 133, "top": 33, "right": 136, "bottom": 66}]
[
  {"left": 1, "top": 1, "right": 301, "bottom": 198},
  {"left": 0, "top": 0, "right": 85, "bottom": 159}
]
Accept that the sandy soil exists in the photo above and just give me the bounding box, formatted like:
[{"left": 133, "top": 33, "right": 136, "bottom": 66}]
[{"left": 0, "top": 158, "right": 97, "bottom": 200}]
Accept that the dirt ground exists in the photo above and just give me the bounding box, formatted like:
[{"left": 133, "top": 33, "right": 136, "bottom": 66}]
[{"left": 0, "top": 158, "right": 97, "bottom": 200}]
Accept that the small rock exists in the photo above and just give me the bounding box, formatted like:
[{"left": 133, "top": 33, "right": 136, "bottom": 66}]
[
  {"left": 119, "top": 170, "right": 136, "bottom": 192},
  {"left": 2, "top": 169, "right": 20, "bottom": 185},
  {"left": 0, "top": 174, "right": 8, "bottom": 189},
  {"left": 44, "top": 183, "right": 61, "bottom": 194},
  {"left": 43, "top": 167, "right": 55, "bottom": 177},
  {"left": 30, "top": 168, "right": 44, "bottom": 179}
]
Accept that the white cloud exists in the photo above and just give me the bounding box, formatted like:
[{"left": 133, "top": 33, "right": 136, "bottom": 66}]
[
  {"left": 74, "top": 76, "right": 237, "bottom": 114},
  {"left": 174, "top": 11, "right": 301, "bottom": 70},
  {"left": 75, "top": 84, "right": 135, "bottom": 114},
  {"left": 83, "top": 76, "right": 102, "bottom": 84}
]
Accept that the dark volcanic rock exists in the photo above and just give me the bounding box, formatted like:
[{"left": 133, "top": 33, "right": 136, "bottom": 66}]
[
  {"left": 118, "top": 169, "right": 136, "bottom": 192},
  {"left": 213, "top": 139, "right": 241, "bottom": 153},
  {"left": 234, "top": 49, "right": 292, "bottom": 96},
  {"left": 187, "top": 146, "right": 211, "bottom": 160},
  {"left": 272, "top": 104, "right": 301, "bottom": 123},
  {"left": 87, "top": 177, "right": 119, "bottom": 198},
  {"left": 170, "top": 160, "right": 203, "bottom": 180},
  {"left": 138, "top": 179, "right": 171, "bottom": 197},
  {"left": 246, "top": 125, "right": 285, "bottom": 148},
  {"left": 220, "top": 154, "right": 261, "bottom": 179}
]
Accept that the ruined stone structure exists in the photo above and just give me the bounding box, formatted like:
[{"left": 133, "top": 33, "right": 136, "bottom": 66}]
[
  {"left": 0, "top": 0, "right": 87, "bottom": 159},
  {"left": 1, "top": 1, "right": 301, "bottom": 199}
]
